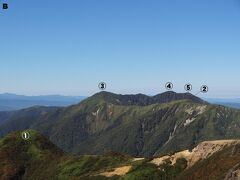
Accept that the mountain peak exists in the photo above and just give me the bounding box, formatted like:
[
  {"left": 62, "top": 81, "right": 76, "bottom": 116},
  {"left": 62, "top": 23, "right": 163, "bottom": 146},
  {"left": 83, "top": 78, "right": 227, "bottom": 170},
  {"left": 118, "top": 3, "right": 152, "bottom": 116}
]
[
  {"left": 0, "top": 130, "right": 63, "bottom": 155},
  {"left": 153, "top": 91, "right": 205, "bottom": 104},
  {"left": 91, "top": 91, "right": 205, "bottom": 106},
  {"left": 0, "top": 130, "right": 63, "bottom": 179},
  {"left": 93, "top": 91, "right": 117, "bottom": 97}
]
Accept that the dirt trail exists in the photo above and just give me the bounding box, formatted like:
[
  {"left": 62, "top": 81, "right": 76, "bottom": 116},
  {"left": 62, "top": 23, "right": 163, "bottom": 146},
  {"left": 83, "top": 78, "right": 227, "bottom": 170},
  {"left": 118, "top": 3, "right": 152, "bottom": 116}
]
[{"left": 99, "top": 165, "right": 132, "bottom": 177}]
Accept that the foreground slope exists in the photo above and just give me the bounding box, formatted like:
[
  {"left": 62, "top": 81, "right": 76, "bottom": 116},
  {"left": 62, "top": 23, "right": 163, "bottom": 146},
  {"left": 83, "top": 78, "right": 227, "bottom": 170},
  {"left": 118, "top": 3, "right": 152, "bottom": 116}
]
[
  {"left": 1, "top": 131, "right": 240, "bottom": 180},
  {"left": 179, "top": 140, "right": 240, "bottom": 179},
  {"left": 0, "top": 130, "right": 63, "bottom": 179},
  {"left": 0, "top": 130, "right": 132, "bottom": 180},
  {"left": 151, "top": 140, "right": 240, "bottom": 180},
  {"left": 1, "top": 91, "right": 240, "bottom": 157}
]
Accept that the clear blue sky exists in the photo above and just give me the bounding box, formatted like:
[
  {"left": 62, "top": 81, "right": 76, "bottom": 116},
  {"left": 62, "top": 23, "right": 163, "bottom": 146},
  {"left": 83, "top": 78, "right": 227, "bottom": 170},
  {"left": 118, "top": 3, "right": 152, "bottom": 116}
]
[{"left": 0, "top": 0, "right": 240, "bottom": 97}]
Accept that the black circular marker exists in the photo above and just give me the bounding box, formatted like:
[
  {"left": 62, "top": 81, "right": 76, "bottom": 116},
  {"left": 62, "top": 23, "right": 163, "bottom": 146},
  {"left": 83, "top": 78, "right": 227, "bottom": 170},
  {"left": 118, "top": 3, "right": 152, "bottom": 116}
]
[
  {"left": 21, "top": 131, "right": 30, "bottom": 140},
  {"left": 165, "top": 82, "right": 173, "bottom": 90},
  {"left": 98, "top": 82, "right": 106, "bottom": 90},
  {"left": 184, "top": 83, "right": 192, "bottom": 92},
  {"left": 200, "top": 85, "right": 208, "bottom": 93}
]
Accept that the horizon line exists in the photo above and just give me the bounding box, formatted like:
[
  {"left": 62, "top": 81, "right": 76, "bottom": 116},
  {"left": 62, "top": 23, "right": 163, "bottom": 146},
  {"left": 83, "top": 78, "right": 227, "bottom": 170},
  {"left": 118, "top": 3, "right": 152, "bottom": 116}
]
[{"left": 0, "top": 91, "right": 239, "bottom": 100}]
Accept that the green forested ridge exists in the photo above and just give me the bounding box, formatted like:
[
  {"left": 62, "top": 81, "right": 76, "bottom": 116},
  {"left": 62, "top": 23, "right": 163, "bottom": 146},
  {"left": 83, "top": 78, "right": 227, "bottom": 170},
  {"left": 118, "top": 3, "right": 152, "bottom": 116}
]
[{"left": 0, "top": 91, "right": 240, "bottom": 157}]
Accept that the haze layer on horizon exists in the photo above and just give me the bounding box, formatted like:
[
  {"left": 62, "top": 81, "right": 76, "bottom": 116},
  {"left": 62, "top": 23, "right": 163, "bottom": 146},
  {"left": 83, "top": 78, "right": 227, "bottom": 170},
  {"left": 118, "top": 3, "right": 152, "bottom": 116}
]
[{"left": 1, "top": 0, "right": 240, "bottom": 98}]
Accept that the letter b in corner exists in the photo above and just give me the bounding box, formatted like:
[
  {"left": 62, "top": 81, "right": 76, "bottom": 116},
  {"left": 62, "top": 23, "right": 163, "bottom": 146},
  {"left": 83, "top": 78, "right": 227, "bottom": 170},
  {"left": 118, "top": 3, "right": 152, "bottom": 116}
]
[{"left": 3, "top": 3, "right": 8, "bottom": 9}]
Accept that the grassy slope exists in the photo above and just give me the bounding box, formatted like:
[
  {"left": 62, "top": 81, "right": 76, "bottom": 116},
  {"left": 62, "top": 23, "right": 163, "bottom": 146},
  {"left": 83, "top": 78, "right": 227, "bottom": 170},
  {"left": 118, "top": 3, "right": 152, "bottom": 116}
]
[
  {"left": 0, "top": 130, "right": 63, "bottom": 179},
  {"left": 0, "top": 130, "right": 132, "bottom": 179},
  {"left": 72, "top": 100, "right": 240, "bottom": 156},
  {"left": 1, "top": 130, "right": 240, "bottom": 179},
  {"left": 1, "top": 93, "right": 240, "bottom": 158},
  {"left": 0, "top": 130, "right": 183, "bottom": 180}
]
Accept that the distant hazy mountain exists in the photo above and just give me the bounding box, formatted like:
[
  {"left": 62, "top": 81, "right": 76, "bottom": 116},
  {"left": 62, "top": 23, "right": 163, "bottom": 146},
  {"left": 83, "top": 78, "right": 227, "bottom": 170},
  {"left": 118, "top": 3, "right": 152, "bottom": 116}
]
[
  {"left": 0, "top": 93, "right": 86, "bottom": 111},
  {"left": 0, "top": 111, "right": 13, "bottom": 125},
  {"left": 217, "top": 102, "right": 240, "bottom": 109},
  {"left": 205, "top": 98, "right": 240, "bottom": 109}
]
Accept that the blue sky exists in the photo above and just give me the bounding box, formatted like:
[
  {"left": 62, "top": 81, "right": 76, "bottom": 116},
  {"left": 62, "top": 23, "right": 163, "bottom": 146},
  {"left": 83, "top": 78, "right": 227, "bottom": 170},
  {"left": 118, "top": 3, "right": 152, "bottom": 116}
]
[{"left": 0, "top": 0, "right": 240, "bottom": 97}]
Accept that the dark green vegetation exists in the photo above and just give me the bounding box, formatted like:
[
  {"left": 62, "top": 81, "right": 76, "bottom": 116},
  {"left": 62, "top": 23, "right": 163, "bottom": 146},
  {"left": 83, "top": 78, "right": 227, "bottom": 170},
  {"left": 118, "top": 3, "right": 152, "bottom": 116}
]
[
  {"left": 0, "top": 106, "right": 61, "bottom": 136},
  {"left": 1, "top": 131, "right": 240, "bottom": 179},
  {"left": 0, "top": 130, "right": 63, "bottom": 179},
  {"left": 1, "top": 91, "right": 240, "bottom": 157},
  {"left": 0, "top": 130, "right": 173, "bottom": 180}
]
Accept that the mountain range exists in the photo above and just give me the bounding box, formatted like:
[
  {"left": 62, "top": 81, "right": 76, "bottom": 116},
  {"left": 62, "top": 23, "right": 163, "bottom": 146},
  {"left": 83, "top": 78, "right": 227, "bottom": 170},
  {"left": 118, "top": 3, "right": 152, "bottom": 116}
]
[
  {"left": 0, "top": 92, "right": 239, "bottom": 112},
  {"left": 1, "top": 91, "right": 240, "bottom": 179},
  {"left": 1, "top": 91, "right": 240, "bottom": 158},
  {"left": 0, "top": 93, "right": 86, "bottom": 111}
]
